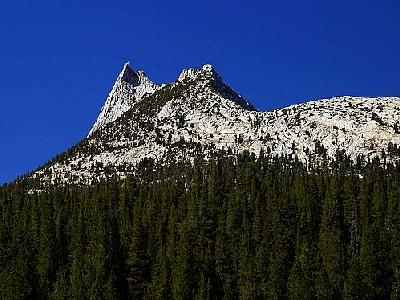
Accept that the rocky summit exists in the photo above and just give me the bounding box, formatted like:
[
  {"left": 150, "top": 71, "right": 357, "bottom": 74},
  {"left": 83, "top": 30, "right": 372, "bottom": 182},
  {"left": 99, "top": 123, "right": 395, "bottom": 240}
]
[{"left": 30, "top": 63, "right": 400, "bottom": 186}]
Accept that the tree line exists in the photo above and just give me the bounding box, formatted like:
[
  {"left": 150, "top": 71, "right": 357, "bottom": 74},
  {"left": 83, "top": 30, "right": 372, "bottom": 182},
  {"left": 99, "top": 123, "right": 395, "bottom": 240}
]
[{"left": 1, "top": 152, "right": 399, "bottom": 299}]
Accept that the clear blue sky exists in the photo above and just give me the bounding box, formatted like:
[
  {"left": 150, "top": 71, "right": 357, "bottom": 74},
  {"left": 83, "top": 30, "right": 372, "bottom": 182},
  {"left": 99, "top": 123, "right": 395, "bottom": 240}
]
[{"left": 1, "top": 0, "right": 399, "bottom": 184}]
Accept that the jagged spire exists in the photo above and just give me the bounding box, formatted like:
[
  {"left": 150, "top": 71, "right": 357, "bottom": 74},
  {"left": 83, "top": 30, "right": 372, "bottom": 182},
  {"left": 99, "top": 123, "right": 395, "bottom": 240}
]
[
  {"left": 88, "top": 63, "right": 159, "bottom": 136},
  {"left": 117, "top": 62, "right": 140, "bottom": 86}
]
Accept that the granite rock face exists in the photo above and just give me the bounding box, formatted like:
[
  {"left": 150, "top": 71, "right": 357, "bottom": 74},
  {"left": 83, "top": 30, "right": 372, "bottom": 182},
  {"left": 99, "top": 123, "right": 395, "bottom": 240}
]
[{"left": 30, "top": 63, "right": 400, "bottom": 186}]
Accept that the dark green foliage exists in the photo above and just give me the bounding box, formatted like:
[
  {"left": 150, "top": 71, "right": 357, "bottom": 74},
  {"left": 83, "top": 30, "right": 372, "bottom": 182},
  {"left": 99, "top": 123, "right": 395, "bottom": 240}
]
[{"left": 0, "top": 153, "right": 399, "bottom": 299}]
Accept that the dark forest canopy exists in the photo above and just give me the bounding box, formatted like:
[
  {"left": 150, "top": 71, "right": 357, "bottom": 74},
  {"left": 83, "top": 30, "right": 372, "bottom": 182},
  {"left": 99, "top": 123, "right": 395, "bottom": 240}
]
[{"left": 1, "top": 152, "right": 399, "bottom": 299}]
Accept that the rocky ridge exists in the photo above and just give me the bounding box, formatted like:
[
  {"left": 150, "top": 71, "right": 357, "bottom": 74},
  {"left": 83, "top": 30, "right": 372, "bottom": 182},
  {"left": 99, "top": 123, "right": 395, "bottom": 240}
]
[{"left": 30, "top": 63, "right": 400, "bottom": 186}]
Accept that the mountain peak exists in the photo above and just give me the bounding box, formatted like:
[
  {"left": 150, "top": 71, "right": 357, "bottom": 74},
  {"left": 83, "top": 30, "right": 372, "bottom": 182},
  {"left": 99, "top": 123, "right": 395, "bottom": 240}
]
[
  {"left": 178, "top": 63, "right": 220, "bottom": 82},
  {"left": 201, "top": 63, "right": 214, "bottom": 71},
  {"left": 200, "top": 63, "right": 218, "bottom": 77},
  {"left": 88, "top": 63, "right": 159, "bottom": 136},
  {"left": 89, "top": 62, "right": 258, "bottom": 137},
  {"left": 26, "top": 61, "right": 400, "bottom": 186},
  {"left": 117, "top": 63, "right": 153, "bottom": 87},
  {"left": 177, "top": 64, "right": 256, "bottom": 111},
  {"left": 118, "top": 62, "right": 137, "bottom": 84}
]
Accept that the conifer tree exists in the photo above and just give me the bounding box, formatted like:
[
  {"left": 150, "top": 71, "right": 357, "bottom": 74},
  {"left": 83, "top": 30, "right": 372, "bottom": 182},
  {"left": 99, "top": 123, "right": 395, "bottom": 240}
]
[{"left": 317, "top": 176, "right": 345, "bottom": 298}]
